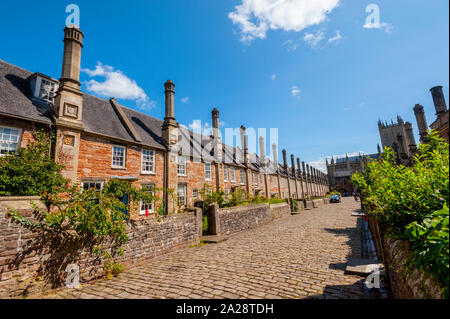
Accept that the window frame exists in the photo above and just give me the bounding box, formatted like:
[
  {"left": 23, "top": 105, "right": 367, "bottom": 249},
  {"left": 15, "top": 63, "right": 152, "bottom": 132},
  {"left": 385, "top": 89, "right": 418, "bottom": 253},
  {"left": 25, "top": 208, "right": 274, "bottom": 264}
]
[
  {"left": 0, "top": 126, "right": 22, "bottom": 156},
  {"left": 141, "top": 148, "right": 156, "bottom": 174},
  {"left": 81, "top": 180, "right": 105, "bottom": 192},
  {"left": 224, "top": 166, "right": 228, "bottom": 182},
  {"left": 112, "top": 145, "right": 126, "bottom": 169},
  {"left": 230, "top": 167, "right": 236, "bottom": 182},
  {"left": 240, "top": 170, "right": 245, "bottom": 185},
  {"left": 177, "top": 156, "right": 187, "bottom": 176},
  {"left": 204, "top": 162, "right": 212, "bottom": 181},
  {"left": 177, "top": 183, "right": 187, "bottom": 207},
  {"left": 140, "top": 184, "right": 155, "bottom": 215}
]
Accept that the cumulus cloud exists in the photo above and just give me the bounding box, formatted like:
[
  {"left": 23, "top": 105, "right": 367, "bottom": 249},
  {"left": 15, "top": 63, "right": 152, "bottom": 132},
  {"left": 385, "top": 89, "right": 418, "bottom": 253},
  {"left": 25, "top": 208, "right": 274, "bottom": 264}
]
[
  {"left": 188, "top": 120, "right": 213, "bottom": 136},
  {"left": 82, "top": 62, "right": 155, "bottom": 111},
  {"left": 303, "top": 29, "right": 325, "bottom": 48},
  {"left": 181, "top": 96, "right": 190, "bottom": 104},
  {"left": 290, "top": 85, "right": 301, "bottom": 97},
  {"left": 282, "top": 39, "right": 299, "bottom": 52},
  {"left": 229, "top": 0, "right": 340, "bottom": 42},
  {"left": 328, "top": 30, "right": 342, "bottom": 43}
]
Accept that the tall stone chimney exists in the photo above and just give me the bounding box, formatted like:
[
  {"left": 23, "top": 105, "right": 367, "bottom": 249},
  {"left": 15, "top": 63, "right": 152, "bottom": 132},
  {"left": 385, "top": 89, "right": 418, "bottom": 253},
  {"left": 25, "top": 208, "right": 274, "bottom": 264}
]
[
  {"left": 211, "top": 108, "right": 222, "bottom": 163},
  {"left": 430, "top": 86, "right": 447, "bottom": 117},
  {"left": 413, "top": 104, "right": 428, "bottom": 142},
  {"left": 53, "top": 26, "right": 85, "bottom": 184},
  {"left": 240, "top": 126, "right": 248, "bottom": 165},
  {"left": 282, "top": 149, "right": 288, "bottom": 170},
  {"left": 296, "top": 158, "right": 301, "bottom": 176},
  {"left": 272, "top": 144, "right": 279, "bottom": 173},
  {"left": 259, "top": 136, "right": 266, "bottom": 167},
  {"left": 54, "top": 26, "right": 84, "bottom": 128},
  {"left": 290, "top": 155, "right": 296, "bottom": 177},
  {"left": 162, "top": 80, "right": 178, "bottom": 147}
]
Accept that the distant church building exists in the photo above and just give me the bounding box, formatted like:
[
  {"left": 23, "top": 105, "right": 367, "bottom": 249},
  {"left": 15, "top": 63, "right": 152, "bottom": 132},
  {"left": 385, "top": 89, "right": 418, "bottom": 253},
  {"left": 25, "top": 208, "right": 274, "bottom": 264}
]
[
  {"left": 377, "top": 116, "right": 417, "bottom": 165},
  {"left": 326, "top": 153, "right": 379, "bottom": 195}
]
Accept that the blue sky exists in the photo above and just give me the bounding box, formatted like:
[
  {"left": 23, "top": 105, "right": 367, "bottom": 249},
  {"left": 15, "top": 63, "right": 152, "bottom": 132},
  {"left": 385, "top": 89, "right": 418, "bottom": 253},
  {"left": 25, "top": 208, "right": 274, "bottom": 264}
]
[{"left": 0, "top": 0, "right": 448, "bottom": 171}]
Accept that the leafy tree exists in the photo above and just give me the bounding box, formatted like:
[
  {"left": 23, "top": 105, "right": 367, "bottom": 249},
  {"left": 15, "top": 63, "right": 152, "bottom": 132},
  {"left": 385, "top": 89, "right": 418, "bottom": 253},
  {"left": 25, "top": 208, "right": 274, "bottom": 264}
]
[{"left": 0, "top": 129, "right": 67, "bottom": 204}]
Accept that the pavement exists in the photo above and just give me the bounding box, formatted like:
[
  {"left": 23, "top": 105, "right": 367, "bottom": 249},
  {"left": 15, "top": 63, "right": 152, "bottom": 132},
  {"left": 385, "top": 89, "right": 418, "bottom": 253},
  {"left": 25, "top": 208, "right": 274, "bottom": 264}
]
[{"left": 42, "top": 197, "right": 372, "bottom": 299}]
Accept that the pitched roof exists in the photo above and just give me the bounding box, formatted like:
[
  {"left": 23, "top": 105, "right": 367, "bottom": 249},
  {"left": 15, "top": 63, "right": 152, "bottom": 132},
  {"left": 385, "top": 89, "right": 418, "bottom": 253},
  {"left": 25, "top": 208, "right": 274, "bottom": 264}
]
[{"left": 0, "top": 60, "right": 53, "bottom": 124}]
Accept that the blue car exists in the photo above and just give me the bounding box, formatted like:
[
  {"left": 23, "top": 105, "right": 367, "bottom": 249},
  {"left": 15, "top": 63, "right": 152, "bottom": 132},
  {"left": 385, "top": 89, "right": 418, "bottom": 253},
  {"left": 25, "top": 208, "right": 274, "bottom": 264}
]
[{"left": 329, "top": 194, "right": 341, "bottom": 203}]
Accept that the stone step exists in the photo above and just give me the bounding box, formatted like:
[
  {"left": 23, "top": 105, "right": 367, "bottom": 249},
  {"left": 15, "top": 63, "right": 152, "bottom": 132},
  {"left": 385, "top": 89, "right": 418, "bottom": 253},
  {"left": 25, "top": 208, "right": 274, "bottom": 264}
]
[
  {"left": 200, "top": 235, "right": 229, "bottom": 244},
  {"left": 345, "top": 258, "right": 383, "bottom": 277}
]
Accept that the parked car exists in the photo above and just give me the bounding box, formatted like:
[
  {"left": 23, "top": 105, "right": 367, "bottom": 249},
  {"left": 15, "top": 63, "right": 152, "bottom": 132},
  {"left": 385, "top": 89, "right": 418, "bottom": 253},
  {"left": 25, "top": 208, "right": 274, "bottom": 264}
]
[{"left": 329, "top": 194, "right": 341, "bottom": 203}]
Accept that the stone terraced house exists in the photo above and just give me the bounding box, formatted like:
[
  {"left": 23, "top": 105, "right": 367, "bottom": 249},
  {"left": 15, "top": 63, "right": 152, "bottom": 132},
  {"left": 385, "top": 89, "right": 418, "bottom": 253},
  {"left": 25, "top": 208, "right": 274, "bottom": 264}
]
[{"left": 0, "top": 26, "right": 330, "bottom": 218}]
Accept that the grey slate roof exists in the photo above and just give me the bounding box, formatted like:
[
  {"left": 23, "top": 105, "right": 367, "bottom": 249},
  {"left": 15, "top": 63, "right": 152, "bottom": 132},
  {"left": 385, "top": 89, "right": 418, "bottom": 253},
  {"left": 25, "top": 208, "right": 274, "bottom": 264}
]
[
  {"left": 0, "top": 59, "right": 279, "bottom": 169},
  {"left": 0, "top": 60, "right": 53, "bottom": 124}
]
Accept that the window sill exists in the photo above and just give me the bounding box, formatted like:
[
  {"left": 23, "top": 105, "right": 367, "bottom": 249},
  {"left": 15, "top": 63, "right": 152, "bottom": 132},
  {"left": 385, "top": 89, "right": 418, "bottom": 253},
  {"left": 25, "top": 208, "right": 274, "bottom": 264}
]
[
  {"left": 141, "top": 172, "right": 156, "bottom": 176},
  {"left": 140, "top": 211, "right": 155, "bottom": 216},
  {"left": 178, "top": 174, "right": 188, "bottom": 177},
  {"left": 112, "top": 167, "right": 126, "bottom": 170}
]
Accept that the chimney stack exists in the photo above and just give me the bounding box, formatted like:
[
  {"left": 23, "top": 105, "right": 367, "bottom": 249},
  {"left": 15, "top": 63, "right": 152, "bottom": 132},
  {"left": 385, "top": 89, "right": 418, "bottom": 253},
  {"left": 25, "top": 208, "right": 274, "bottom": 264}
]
[
  {"left": 430, "top": 86, "right": 447, "bottom": 117},
  {"left": 290, "top": 154, "right": 296, "bottom": 176},
  {"left": 211, "top": 108, "right": 222, "bottom": 162},
  {"left": 405, "top": 122, "right": 417, "bottom": 154},
  {"left": 61, "top": 26, "right": 84, "bottom": 89},
  {"left": 259, "top": 136, "right": 266, "bottom": 166},
  {"left": 240, "top": 126, "right": 248, "bottom": 164},
  {"left": 164, "top": 80, "right": 176, "bottom": 122},
  {"left": 212, "top": 108, "right": 220, "bottom": 132},
  {"left": 413, "top": 104, "right": 428, "bottom": 142},
  {"left": 272, "top": 144, "right": 278, "bottom": 172},
  {"left": 282, "top": 149, "right": 288, "bottom": 170},
  {"left": 297, "top": 158, "right": 301, "bottom": 176}
]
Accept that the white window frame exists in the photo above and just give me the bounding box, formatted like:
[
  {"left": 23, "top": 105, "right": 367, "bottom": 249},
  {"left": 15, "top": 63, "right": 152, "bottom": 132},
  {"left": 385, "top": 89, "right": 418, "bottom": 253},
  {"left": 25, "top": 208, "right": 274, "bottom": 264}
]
[
  {"left": 140, "top": 184, "right": 155, "bottom": 215},
  {"left": 205, "top": 162, "right": 212, "bottom": 181},
  {"left": 240, "top": 170, "right": 245, "bottom": 185},
  {"left": 81, "top": 181, "right": 105, "bottom": 192},
  {"left": 178, "top": 156, "right": 187, "bottom": 176},
  {"left": 193, "top": 189, "right": 199, "bottom": 200},
  {"left": 0, "top": 126, "right": 22, "bottom": 156},
  {"left": 177, "top": 184, "right": 187, "bottom": 207},
  {"left": 112, "top": 145, "right": 126, "bottom": 169},
  {"left": 230, "top": 167, "right": 236, "bottom": 182},
  {"left": 224, "top": 166, "right": 228, "bottom": 182},
  {"left": 141, "top": 148, "right": 155, "bottom": 174}
]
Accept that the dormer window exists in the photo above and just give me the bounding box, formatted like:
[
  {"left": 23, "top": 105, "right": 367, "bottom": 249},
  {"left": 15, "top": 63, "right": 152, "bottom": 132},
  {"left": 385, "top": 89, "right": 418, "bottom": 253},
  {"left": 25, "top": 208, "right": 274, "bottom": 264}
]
[{"left": 29, "top": 73, "right": 59, "bottom": 104}]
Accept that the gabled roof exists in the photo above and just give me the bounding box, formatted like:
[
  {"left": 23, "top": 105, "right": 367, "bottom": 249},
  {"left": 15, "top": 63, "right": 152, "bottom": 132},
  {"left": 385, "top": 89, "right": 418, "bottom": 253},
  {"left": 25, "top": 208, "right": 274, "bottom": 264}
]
[{"left": 0, "top": 60, "right": 53, "bottom": 124}]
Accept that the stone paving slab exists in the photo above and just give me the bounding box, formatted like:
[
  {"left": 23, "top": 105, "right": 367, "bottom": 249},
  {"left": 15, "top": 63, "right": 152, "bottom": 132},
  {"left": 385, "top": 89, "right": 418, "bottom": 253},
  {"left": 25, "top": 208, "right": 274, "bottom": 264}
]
[{"left": 40, "top": 198, "right": 373, "bottom": 299}]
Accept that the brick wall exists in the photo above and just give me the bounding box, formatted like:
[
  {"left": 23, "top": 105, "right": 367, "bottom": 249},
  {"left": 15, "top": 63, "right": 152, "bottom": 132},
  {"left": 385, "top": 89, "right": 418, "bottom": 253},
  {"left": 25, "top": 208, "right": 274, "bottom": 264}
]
[{"left": 0, "top": 197, "right": 200, "bottom": 299}]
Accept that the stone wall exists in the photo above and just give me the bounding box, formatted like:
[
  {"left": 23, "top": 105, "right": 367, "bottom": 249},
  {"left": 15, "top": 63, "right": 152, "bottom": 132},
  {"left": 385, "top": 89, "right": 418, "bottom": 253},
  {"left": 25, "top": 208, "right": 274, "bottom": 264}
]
[
  {"left": 215, "top": 203, "right": 290, "bottom": 235},
  {"left": 368, "top": 218, "right": 445, "bottom": 299},
  {"left": 0, "top": 197, "right": 200, "bottom": 299}
]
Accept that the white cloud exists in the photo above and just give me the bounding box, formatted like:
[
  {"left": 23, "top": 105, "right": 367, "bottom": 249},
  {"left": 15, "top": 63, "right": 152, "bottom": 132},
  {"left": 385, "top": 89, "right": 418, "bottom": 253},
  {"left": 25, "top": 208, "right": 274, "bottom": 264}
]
[
  {"left": 343, "top": 107, "right": 352, "bottom": 112},
  {"left": 290, "top": 85, "right": 301, "bottom": 97},
  {"left": 228, "top": 0, "right": 340, "bottom": 42},
  {"left": 328, "top": 30, "right": 342, "bottom": 43},
  {"left": 363, "top": 21, "right": 393, "bottom": 34},
  {"left": 82, "top": 62, "right": 155, "bottom": 111},
  {"left": 271, "top": 74, "right": 277, "bottom": 80},
  {"left": 303, "top": 29, "right": 325, "bottom": 48},
  {"left": 181, "top": 96, "right": 190, "bottom": 104},
  {"left": 282, "top": 39, "right": 299, "bottom": 52}
]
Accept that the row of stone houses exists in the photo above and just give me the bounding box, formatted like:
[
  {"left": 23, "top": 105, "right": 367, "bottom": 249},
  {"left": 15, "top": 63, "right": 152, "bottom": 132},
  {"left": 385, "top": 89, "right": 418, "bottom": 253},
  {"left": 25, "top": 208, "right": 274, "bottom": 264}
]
[{"left": 0, "top": 26, "right": 330, "bottom": 219}]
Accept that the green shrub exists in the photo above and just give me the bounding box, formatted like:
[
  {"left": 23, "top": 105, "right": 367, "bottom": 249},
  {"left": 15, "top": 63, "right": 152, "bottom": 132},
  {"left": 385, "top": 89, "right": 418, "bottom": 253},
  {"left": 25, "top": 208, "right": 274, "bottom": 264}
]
[
  {"left": 352, "top": 131, "right": 449, "bottom": 296},
  {"left": 0, "top": 129, "right": 67, "bottom": 205}
]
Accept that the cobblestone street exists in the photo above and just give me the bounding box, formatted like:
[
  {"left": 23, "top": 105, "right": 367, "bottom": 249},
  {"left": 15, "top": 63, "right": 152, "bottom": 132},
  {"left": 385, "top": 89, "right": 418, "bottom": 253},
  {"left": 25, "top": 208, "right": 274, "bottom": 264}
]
[{"left": 44, "top": 198, "right": 368, "bottom": 299}]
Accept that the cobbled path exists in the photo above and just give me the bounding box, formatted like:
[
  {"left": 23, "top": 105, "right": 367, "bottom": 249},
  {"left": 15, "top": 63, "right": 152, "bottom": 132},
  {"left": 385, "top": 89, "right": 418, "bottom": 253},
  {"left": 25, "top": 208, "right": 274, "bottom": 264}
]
[{"left": 44, "top": 198, "right": 368, "bottom": 299}]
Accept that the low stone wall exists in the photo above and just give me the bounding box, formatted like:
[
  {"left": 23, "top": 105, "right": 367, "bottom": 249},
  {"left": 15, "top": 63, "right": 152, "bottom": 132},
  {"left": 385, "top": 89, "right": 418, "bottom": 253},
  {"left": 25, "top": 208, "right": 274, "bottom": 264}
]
[
  {"left": 0, "top": 197, "right": 200, "bottom": 299},
  {"left": 368, "top": 217, "right": 445, "bottom": 299},
  {"left": 269, "top": 203, "right": 291, "bottom": 219},
  {"left": 214, "top": 203, "right": 291, "bottom": 236},
  {"left": 312, "top": 199, "right": 324, "bottom": 208}
]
